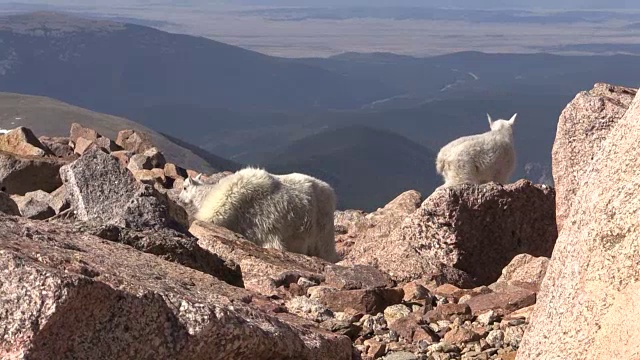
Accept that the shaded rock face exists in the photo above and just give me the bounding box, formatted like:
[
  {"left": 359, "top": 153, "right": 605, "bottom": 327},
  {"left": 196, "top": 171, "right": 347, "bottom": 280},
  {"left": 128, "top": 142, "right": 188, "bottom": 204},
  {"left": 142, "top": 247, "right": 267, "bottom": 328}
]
[
  {"left": 338, "top": 182, "right": 556, "bottom": 287},
  {"left": 402, "top": 180, "right": 557, "bottom": 286},
  {"left": 518, "top": 85, "right": 640, "bottom": 359},
  {"left": 0, "top": 151, "right": 68, "bottom": 195},
  {"left": 552, "top": 83, "right": 637, "bottom": 232},
  {"left": 0, "top": 191, "right": 19, "bottom": 215},
  {"left": 0, "top": 215, "right": 352, "bottom": 360},
  {"left": 60, "top": 147, "right": 188, "bottom": 232},
  {"left": 39, "top": 136, "right": 75, "bottom": 158}
]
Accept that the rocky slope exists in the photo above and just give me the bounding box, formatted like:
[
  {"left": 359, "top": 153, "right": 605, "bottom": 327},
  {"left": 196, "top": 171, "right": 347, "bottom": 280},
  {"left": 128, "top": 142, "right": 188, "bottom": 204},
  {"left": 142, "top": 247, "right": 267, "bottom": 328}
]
[
  {"left": 12, "top": 92, "right": 638, "bottom": 359},
  {"left": 0, "top": 92, "right": 237, "bottom": 173}
]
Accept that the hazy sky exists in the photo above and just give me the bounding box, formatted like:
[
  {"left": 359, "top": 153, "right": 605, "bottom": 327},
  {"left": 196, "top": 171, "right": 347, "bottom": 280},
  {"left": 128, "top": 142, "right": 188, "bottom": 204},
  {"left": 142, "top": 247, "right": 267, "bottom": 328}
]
[
  {"left": 227, "top": 0, "right": 639, "bottom": 9},
  {"left": 5, "top": 0, "right": 639, "bottom": 10}
]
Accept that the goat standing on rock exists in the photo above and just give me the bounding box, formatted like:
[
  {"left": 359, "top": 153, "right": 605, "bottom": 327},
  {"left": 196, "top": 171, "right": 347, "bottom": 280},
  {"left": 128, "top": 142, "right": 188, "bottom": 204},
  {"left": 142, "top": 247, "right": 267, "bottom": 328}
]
[
  {"left": 179, "top": 167, "right": 340, "bottom": 263},
  {"left": 435, "top": 113, "right": 517, "bottom": 189}
]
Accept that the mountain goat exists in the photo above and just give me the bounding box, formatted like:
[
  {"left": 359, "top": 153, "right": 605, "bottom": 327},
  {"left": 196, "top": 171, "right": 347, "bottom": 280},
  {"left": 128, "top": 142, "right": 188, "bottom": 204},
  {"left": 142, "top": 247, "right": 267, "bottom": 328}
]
[
  {"left": 179, "top": 167, "right": 339, "bottom": 263},
  {"left": 435, "top": 113, "right": 517, "bottom": 188}
]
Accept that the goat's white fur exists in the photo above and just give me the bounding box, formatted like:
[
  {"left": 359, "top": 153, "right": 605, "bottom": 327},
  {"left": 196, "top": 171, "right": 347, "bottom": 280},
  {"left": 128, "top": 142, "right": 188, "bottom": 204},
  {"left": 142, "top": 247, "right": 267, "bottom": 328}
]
[
  {"left": 435, "top": 113, "right": 517, "bottom": 188},
  {"left": 179, "top": 167, "right": 339, "bottom": 262}
]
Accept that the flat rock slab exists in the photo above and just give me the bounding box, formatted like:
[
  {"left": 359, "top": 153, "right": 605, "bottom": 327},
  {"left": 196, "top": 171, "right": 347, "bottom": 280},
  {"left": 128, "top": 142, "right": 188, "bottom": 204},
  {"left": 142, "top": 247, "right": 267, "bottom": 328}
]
[
  {"left": 465, "top": 284, "right": 536, "bottom": 317},
  {"left": 73, "top": 221, "right": 244, "bottom": 288},
  {"left": 0, "top": 215, "right": 352, "bottom": 360},
  {"left": 316, "top": 288, "right": 404, "bottom": 315},
  {"left": 190, "top": 220, "right": 328, "bottom": 296}
]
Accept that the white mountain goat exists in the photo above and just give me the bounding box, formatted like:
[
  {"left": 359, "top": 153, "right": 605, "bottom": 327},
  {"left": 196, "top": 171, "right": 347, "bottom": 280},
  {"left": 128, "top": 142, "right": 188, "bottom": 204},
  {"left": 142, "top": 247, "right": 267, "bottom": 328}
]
[
  {"left": 435, "top": 113, "right": 517, "bottom": 188},
  {"left": 179, "top": 167, "right": 339, "bottom": 263}
]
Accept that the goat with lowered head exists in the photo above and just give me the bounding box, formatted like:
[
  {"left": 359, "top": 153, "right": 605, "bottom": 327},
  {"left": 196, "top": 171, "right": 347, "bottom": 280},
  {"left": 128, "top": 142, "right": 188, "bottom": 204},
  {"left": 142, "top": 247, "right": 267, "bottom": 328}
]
[
  {"left": 178, "top": 167, "right": 339, "bottom": 263},
  {"left": 435, "top": 113, "right": 517, "bottom": 188}
]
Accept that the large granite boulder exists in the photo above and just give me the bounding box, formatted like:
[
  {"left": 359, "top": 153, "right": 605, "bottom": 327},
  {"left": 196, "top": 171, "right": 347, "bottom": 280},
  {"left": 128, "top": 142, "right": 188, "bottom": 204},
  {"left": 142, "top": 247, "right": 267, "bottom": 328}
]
[{"left": 518, "top": 85, "right": 640, "bottom": 359}]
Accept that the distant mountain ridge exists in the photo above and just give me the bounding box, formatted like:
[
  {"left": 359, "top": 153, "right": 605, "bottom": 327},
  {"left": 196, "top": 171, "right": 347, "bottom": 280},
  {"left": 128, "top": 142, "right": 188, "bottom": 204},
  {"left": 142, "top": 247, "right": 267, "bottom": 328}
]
[
  {"left": 0, "top": 12, "right": 396, "bottom": 114},
  {"left": 264, "top": 125, "right": 441, "bottom": 211}
]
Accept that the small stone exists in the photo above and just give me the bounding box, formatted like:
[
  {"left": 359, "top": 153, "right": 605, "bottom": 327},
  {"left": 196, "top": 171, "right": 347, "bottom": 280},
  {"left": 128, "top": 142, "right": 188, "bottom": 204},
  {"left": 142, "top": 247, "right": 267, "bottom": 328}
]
[
  {"left": 501, "top": 318, "right": 525, "bottom": 328},
  {"left": 334, "top": 308, "right": 363, "bottom": 323},
  {"left": 172, "top": 177, "right": 184, "bottom": 190},
  {"left": 388, "top": 315, "right": 421, "bottom": 342},
  {"left": 49, "top": 186, "right": 70, "bottom": 214},
  {"left": 465, "top": 284, "right": 536, "bottom": 316},
  {"left": 434, "top": 294, "right": 449, "bottom": 305},
  {"left": 143, "top": 147, "right": 167, "bottom": 169},
  {"left": 413, "top": 326, "right": 439, "bottom": 344},
  {"left": 285, "top": 296, "right": 334, "bottom": 322},
  {"left": 128, "top": 154, "right": 154, "bottom": 171},
  {"left": 485, "top": 330, "right": 505, "bottom": 348},
  {"left": 360, "top": 313, "right": 387, "bottom": 335},
  {"left": 504, "top": 305, "right": 534, "bottom": 322},
  {"left": 320, "top": 319, "right": 361, "bottom": 340},
  {"left": 380, "top": 351, "right": 420, "bottom": 360},
  {"left": 503, "top": 325, "right": 526, "bottom": 348},
  {"left": 483, "top": 347, "right": 499, "bottom": 356},
  {"left": 365, "top": 339, "right": 387, "bottom": 358},
  {"left": 498, "top": 350, "right": 518, "bottom": 360},
  {"left": 435, "top": 284, "right": 465, "bottom": 299},
  {"left": 476, "top": 310, "right": 497, "bottom": 326},
  {"left": 70, "top": 123, "right": 99, "bottom": 143},
  {"left": 428, "top": 322, "right": 440, "bottom": 333},
  {"left": 308, "top": 285, "right": 339, "bottom": 299},
  {"left": 164, "top": 163, "right": 188, "bottom": 179},
  {"left": 384, "top": 304, "right": 411, "bottom": 325},
  {"left": 111, "top": 150, "right": 134, "bottom": 167},
  {"left": 317, "top": 287, "right": 404, "bottom": 315},
  {"left": 417, "top": 340, "right": 430, "bottom": 352},
  {"left": 74, "top": 137, "right": 97, "bottom": 155},
  {"left": 116, "top": 129, "right": 154, "bottom": 154},
  {"left": 443, "top": 326, "right": 480, "bottom": 345},
  {"left": 94, "top": 137, "right": 122, "bottom": 153},
  {"left": 424, "top": 303, "right": 473, "bottom": 323},
  {"left": 428, "top": 342, "right": 460, "bottom": 354},
  {"left": 403, "top": 281, "right": 432, "bottom": 303}
]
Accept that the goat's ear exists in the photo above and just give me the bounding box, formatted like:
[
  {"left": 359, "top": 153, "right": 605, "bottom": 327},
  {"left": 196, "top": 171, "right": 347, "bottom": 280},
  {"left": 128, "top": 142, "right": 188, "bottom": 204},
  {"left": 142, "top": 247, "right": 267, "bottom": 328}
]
[
  {"left": 487, "top": 113, "right": 493, "bottom": 126},
  {"left": 192, "top": 174, "right": 205, "bottom": 185},
  {"left": 508, "top": 113, "right": 517, "bottom": 125}
]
